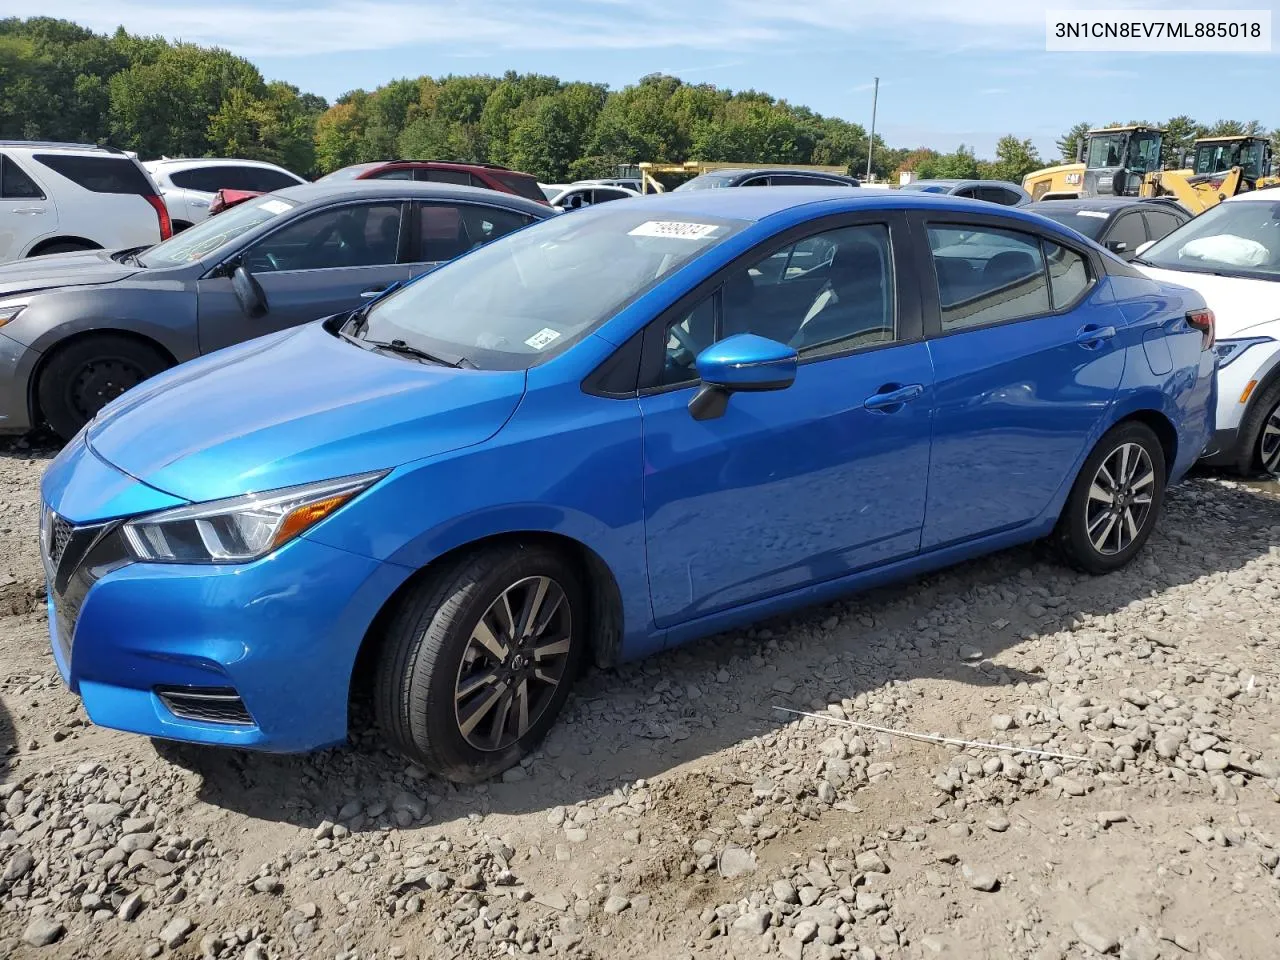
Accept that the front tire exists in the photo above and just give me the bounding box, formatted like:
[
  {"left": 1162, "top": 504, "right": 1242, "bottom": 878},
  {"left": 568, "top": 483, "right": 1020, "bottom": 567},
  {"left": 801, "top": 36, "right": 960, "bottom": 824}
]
[
  {"left": 373, "top": 544, "right": 586, "bottom": 782},
  {"left": 1231, "top": 379, "right": 1280, "bottom": 476},
  {"left": 36, "top": 335, "right": 170, "bottom": 441},
  {"left": 1056, "top": 421, "right": 1166, "bottom": 574}
]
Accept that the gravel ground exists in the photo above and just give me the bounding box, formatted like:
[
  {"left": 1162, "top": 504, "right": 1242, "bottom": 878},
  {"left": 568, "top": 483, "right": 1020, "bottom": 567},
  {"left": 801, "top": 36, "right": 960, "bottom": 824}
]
[{"left": 2, "top": 437, "right": 1279, "bottom": 960}]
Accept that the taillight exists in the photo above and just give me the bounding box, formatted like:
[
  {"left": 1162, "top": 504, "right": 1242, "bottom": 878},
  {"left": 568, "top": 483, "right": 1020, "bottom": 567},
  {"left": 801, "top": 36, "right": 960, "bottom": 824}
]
[
  {"left": 145, "top": 194, "right": 172, "bottom": 241},
  {"left": 1186, "top": 308, "right": 1215, "bottom": 350}
]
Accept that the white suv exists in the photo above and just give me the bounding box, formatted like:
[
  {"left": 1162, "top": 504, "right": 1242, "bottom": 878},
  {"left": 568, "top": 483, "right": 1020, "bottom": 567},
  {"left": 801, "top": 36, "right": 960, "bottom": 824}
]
[
  {"left": 1134, "top": 192, "right": 1280, "bottom": 474},
  {"left": 0, "top": 141, "right": 172, "bottom": 263},
  {"left": 144, "top": 158, "right": 306, "bottom": 230}
]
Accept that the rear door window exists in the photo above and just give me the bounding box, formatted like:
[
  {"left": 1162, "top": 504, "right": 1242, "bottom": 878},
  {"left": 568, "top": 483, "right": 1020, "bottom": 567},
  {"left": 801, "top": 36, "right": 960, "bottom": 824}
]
[
  {"left": 423, "top": 169, "right": 474, "bottom": 186},
  {"left": 1, "top": 156, "right": 45, "bottom": 199},
  {"left": 977, "top": 186, "right": 1022, "bottom": 205},
  {"left": 927, "top": 225, "right": 1051, "bottom": 331},
  {"left": 415, "top": 202, "right": 532, "bottom": 262},
  {"left": 370, "top": 168, "right": 416, "bottom": 181},
  {"left": 34, "top": 154, "right": 154, "bottom": 195},
  {"left": 485, "top": 170, "right": 547, "bottom": 202},
  {"left": 234, "top": 167, "right": 302, "bottom": 193}
]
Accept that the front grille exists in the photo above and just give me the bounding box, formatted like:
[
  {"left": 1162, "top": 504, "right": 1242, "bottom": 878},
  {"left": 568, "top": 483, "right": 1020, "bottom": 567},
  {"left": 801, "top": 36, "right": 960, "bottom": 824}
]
[
  {"left": 41, "top": 506, "right": 131, "bottom": 659},
  {"left": 156, "top": 687, "right": 254, "bottom": 726},
  {"left": 46, "top": 511, "right": 73, "bottom": 571}
]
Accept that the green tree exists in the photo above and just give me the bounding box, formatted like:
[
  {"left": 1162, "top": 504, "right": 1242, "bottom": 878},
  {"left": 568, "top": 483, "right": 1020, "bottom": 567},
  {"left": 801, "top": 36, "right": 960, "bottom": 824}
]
[
  {"left": 929, "top": 145, "right": 980, "bottom": 180},
  {"left": 1161, "top": 115, "right": 1200, "bottom": 167},
  {"left": 1056, "top": 121, "right": 1091, "bottom": 163},
  {"left": 981, "top": 135, "right": 1042, "bottom": 183}
]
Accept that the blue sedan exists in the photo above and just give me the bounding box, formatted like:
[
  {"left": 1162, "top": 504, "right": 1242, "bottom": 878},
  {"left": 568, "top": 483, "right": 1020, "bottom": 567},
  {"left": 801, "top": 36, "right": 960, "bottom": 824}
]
[{"left": 40, "top": 189, "right": 1216, "bottom": 781}]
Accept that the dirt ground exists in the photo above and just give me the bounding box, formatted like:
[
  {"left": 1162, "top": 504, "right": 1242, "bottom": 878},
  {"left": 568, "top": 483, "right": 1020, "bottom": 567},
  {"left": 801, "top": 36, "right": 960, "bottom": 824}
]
[{"left": 1, "top": 436, "right": 1278, "bottom": 960}]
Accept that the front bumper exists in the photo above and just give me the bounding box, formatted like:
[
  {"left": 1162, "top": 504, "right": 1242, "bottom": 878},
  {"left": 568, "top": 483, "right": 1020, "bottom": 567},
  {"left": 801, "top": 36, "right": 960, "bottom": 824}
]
[
  {"left": 0, "top": 330, "right": 37, "bottom": 434},
  {"left": 41, "top": 437, "right": 411, "bottom": 753}
]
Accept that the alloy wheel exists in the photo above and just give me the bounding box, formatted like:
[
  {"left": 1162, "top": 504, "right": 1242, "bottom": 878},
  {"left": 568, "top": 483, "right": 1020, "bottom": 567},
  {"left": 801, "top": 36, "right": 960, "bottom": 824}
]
[
  {"left": 1085, "top": 441, "right": 1156, "bottom": 556},
  {"left": 453, "top": 575, "right": 574, "bottom": 751},
  {"left": 1260, "top": 403, "right": 1280, "bottom": 475},
  {"left": 71, "top": 358, "right": 145, "bottom": 420}
]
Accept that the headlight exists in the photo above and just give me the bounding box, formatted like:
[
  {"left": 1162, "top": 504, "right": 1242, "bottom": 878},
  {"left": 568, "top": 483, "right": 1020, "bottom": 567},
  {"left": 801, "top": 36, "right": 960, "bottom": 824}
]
[
  {"left": 0, "top": 299, "right": 30, "bottom": 328},
  {"left": 122, "top": 471, "right": 385, "bottom": 563},
  {"left": 1214, "top": 336, "right": 1276, "bottom": 368}
]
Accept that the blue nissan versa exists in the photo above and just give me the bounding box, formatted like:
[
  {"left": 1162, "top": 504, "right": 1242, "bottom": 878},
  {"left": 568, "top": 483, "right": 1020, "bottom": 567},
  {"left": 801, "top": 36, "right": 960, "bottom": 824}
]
[{"left": 40, "top": 189, "right": 1216, "bottom": 782}]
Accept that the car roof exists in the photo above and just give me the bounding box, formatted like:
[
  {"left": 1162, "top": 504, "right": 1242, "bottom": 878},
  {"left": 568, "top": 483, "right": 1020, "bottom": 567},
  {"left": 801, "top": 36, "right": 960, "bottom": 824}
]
[
  {"left": 271, "top": 179, "right": 553, "bottom": 215},
  {"left": 1032, "top": 197, "right": 1144, "bottom": 211},
  {"left": 1223, "top": 190, "right": 1280, "bottom": 204},
  {"left": 705, "top": 168, "right": 853, "bottom": 179},
  {"left": 602, "top": 186, "right": 1070, "bottom": 225},
  {"left": 145, "top": 158, "right": 290, "bottom": 169},
  {"left": 0, "top": 140, "right": 131, "bottom": 156}
]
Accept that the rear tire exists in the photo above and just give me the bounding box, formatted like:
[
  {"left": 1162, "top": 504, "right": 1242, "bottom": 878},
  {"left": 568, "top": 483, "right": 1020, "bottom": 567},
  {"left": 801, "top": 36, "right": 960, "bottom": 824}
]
[
  {"left": 373, "top": 543, "right": 586, "bottom": 783},
  {"left": 36, "top": 335, "right": 170, "bottom": 441},
  {"left": 1230, "top": 379, "right": 1280, "bottom": 476},
  {"left": 1055, "top": 421, "right": 1166, "bottom": 574}
]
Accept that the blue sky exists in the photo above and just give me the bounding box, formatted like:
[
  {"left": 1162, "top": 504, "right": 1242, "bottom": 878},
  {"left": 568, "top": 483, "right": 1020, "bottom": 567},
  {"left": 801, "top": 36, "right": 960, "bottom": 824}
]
[{"left": 9, "top": 0, "right": 1278, "bottom": 158}]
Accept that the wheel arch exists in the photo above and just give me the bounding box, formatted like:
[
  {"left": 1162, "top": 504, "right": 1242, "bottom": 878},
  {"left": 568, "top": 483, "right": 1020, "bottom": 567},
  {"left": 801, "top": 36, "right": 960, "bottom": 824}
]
[
  {"left": 1114, "top": 408, "right": 1178, "bottom": 478},
  {"left": 25, "top": 236, "right": 103, "bottom": 257},
  {"left": 27, "top": 329, "right": 178, "bottom": 427},
  {"left": 348, "top": 529, "right": 627, "bottom": 713}
]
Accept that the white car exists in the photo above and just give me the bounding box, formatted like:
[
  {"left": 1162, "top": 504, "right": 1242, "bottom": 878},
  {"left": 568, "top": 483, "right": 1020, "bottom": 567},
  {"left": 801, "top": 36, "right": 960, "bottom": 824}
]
[
  {"left": 1135, "top": 192, "right": 1280, "bottom": 473},
  {"left": 144, "top": 158, "right": 306, "bottom": 231},
  {"left": 0, "top": 140, "right": 171, "bottom": 262},
  {"left": 551, "top": 183, "right": 641, "bottom": 210}
]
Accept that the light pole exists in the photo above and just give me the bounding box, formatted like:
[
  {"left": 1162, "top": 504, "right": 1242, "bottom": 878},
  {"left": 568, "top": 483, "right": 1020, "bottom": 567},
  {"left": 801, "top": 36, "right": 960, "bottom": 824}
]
[{"left": 865, "top": 77, "right": 879, "bottom": 182}]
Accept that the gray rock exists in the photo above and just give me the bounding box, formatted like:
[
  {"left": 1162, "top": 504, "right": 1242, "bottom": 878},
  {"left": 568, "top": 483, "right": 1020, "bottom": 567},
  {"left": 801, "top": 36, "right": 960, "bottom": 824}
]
[
  {"left": 3, "top": 849, "right": 33, "bottom": 881},
  {"left": 118, "top": 832, "right": 157, "bottom": 854},
  {"left": 337, "top": 800, "right": 363, "bottom": 820},
  {"left": 251, "top": 875, "right": 282, "bottom": 895},
  {"left": 1096, "top": 811, "right": 1129, "bottom": 828},
  {"left": 958, "top": 644, "right": 983, "bottom": 662},
  {"left": 985, "top": 814, "right": 1011, "bottom": 833},
  {"left": 603, "top": 895, "right": 631, "bottom": 916},
  {"left": 772, "top": 880, "right": 799, "bottom": 904},
  {"left": 118, "top": 892, "right": 144, "bottom": 921},
  {"left": 732, "top": 910, "right": 769, "bottom": 936},
  {"left": 423, "top": 870, "right": 452, "bottom": 892},
  {"left": 772, "top": 678, "right": 797, "bottom": 694},
  {"left": 501, "top": 767, "right": 528, "bottom": 784},
  {"left": 160, "top": 916, "right": 194, "bottom": 948},
  {"left": 22, "top": 920, "right": 65, "bottom": 948},
  {"left": 1073, "top": 919, "right": 1119, "bottom": 954},
  {"left": 794, "top": 920, "right": 819, "bottom": 944},
  {"left": 533, "top": 891, "right": 569, "bottom": 911},
  {"left": 855, "top": 850, "right": 888, "bottom": 874},
  {"left": 82, "top": 803, "right": 124, "bottom": 827},
  {"left": 391, "top": 791, "right": 427, "bottom": 819},
  {"left": 121, "top": 817, "right": 154, "bottom": 835},
  {"left": 718, "top": 845, "right": 757, "bottom": 879},
  {"left": 961, "top": 864, "right": 999, "bottom": 892},
  {"left": 991, "top": 714, "right": 1015, "bottom": 731}
]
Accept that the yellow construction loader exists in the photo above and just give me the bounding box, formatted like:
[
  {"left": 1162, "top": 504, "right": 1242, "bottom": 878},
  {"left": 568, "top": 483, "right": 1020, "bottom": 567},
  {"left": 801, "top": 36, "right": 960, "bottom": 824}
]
[
  {"left": 1022, "top": 126, "right": 1164, "bottom": 201},
  {"left": 1143, "top": 135, "right": 1277, "bottom": 212}
]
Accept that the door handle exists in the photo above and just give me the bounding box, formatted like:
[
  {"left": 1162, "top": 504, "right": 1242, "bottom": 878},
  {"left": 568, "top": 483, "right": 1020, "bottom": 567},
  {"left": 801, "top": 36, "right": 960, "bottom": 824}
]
[
  {"left": 1075, "top": 324, "right": 1117, "bottom": 348},
  {"left": 360, "top": 287, "right": 388, "bottom": 298},
  {"left": 12, "top": 207, "right": 45, "bottom": 215},
  {"left": 864, "top": 382, "right": 924, "bottom": 412},
  {"left": 190, "top": 199, "right": 210, "bottom": 208}
]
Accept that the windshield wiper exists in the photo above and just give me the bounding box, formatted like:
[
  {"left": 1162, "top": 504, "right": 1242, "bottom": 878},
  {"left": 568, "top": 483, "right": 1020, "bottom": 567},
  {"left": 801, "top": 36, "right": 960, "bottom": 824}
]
[
  {"left": 357, "top": 335, "right": 466, "bottom": 368},
  {"left": 1129, "top": 256, "right": 1154, "bottom": 266}
]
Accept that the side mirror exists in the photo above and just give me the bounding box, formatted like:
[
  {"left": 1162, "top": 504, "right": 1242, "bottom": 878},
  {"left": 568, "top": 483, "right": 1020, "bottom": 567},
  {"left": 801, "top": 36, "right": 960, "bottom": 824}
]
[
  {"left": 688, "top": 333, "right": 797, "bottom": 421},
  {"left": 1106, "top": 240, "right": 1128, "bottom": 253},
  {"left": 1135, "top": 240, "right": 1155, "bottom": 257},
  {"left": 231, "top": 264, "right": 267, "bottom": 318}
]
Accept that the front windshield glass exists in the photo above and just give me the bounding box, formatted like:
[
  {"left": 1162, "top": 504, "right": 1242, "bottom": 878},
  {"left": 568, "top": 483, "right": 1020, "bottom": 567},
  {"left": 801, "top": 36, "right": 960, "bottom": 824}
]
[
  {"left": 139, "top": 197, "right": 297, "bottom": 267},
  {"left": 358, "top": 207, "right": 748, "bottom": 369},
  {"left": 1086, "top": 133, "right": 1128, "bottom": 169},
  {"left": 673, "top": 174, "right": 736, "bottom": 192},
  {"left": 1140, "top": 199, "right": 1280, "bottom": 279},
  {"left": 899, "top": 182, "right": 948, "bottom": 193},
  {"left": 1194, "top": 141, "right": 1266, "bottom": 180},
  {"left": 1032, "top": 206, "right": 1109, "bottom": 240},
  {"left": 1127, "top": 133, "right": 1161, "bottom": 173},
  {"left": 1194, "top": 142, "right": 1235, "bottom": 174}
]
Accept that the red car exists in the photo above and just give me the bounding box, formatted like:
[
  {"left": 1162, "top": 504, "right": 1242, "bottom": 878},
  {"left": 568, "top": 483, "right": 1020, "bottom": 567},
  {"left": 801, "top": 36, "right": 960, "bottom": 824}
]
[{"left": 316, "top": 159, "right": 549, "bottom": 204}]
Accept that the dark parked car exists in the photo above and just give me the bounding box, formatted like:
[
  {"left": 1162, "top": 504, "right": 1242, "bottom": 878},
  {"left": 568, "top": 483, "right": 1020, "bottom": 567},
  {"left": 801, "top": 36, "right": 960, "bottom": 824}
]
[
  {"left": 317, "top": 159, "right": 549, "bottom": 204},
  {"left": 898, "top": 178, "right": 1031, "bottom": 206},
  {"left": 673, "top": 168, "right": 861, "bottom": 191},
  {"left": 0, "top": 181, "right": 553, "bottom": 439},
  {"left": 1030, "top": 197, "right": 1191, "bottom": 259}
]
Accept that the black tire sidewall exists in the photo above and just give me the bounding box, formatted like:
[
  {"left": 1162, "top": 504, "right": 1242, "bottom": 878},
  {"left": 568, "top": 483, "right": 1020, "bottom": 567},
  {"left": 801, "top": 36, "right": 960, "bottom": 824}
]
[
  {"left": 37, "top": 336, "right": 169, "bottom": 441},
  {"left": 1234, "top": 380, "right": 1280, "bottom": 476},
  {"left": 1061, "top": 422, "right": 1166, "bottom": 574},
  {"left": 393, "top": 546, "right": 586, "bottom": 782}
]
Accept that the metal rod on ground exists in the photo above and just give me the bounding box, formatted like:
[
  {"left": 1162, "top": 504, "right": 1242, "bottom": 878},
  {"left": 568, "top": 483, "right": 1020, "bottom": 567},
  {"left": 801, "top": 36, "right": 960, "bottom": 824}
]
[
  {"left": 772, "top": 705, "right": 1092, "bottom": 763},
  {"left": 865, "top": 77, "right": 879, "bottom": 182}
]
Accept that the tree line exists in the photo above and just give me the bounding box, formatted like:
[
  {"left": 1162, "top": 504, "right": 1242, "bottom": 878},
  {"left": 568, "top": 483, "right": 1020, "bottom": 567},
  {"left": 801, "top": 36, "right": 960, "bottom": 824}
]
[{"left": 2, "top": 18, "right": 1275, "bottom": 186}]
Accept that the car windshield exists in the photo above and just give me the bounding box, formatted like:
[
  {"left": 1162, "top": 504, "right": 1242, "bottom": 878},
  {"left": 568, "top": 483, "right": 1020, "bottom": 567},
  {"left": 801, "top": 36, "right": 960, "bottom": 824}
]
[
  {"left": 139, "top": 196, "right": 298, "bottom": 267},
  {"left": 899, "top": 183, "right": 949, "bottom": 193},
  {"left": 1140, "top": 200, "right": 1280, "bottom": 280},
  {"left": 673, "top": 174, "right": 737, "bottom": 192},
  {"left": 1031, "top": 206, "right": 1110, "bottom": 240},
  {"left": 316, "top": 164, "right": 375, "bottom": 182},
  {"left": 1086, "top": 134, "right": 1128, "bottom": 169},
  {"left": 356, "top": 207, "right": 748, "bottom": 369}
]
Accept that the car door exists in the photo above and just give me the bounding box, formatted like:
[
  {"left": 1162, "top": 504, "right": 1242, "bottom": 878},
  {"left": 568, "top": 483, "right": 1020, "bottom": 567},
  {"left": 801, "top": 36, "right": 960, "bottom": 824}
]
[
  {"left": 404, "top": 200, "right": 534, "bottom": 279},
  {"left": 916, "top": 216, "right": 1124, "bottom": 549},
  {"left": 1, "top": 154, "right": 54, "bottom": 259},
  {"left": 1099, "top": 211, "right": 1146, "bottom": 259},
  {"left": 195, "top": 200, "right": 411, "bottom": 353},
  {"left": 637, "top": 214, "right": 935, "bottom": 626}
]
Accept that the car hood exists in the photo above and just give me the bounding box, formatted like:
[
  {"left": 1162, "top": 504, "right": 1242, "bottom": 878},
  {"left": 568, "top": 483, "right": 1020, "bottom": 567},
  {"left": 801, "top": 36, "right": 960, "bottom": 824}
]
[
  {"left": 0, "top": 249, "right": 140, "bottom": 298},
  {"left": 1137, "top": 265, "right": 1279, "bottom": 338},
  {"left": 86, "top": 322, "right": 528, "bottom": 504}
]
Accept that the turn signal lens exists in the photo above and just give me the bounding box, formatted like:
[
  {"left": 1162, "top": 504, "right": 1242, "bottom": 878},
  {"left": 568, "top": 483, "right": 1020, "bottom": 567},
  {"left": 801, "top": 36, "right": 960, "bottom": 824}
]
[
  {"left": 1240, "top": 380, "right": 1259, "bottom": 404},
  {"left": 270, "top": 492, "right": 361, "bottom": 549}
]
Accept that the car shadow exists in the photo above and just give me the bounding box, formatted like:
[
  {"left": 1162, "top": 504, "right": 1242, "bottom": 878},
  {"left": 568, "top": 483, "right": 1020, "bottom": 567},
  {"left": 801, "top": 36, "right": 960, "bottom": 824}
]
[{"left": 152, "top": 476, "right": 1280, "bottom": 834}]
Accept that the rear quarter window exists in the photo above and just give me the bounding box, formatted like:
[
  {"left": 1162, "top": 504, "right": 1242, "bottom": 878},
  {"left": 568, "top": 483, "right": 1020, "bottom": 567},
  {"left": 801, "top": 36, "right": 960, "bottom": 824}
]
[
  {"left": 485, "top": 171, "right": 547, "bottom": 202},
  {"left": 34, "top": 154, "right": 154, "bottom": 195}
]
